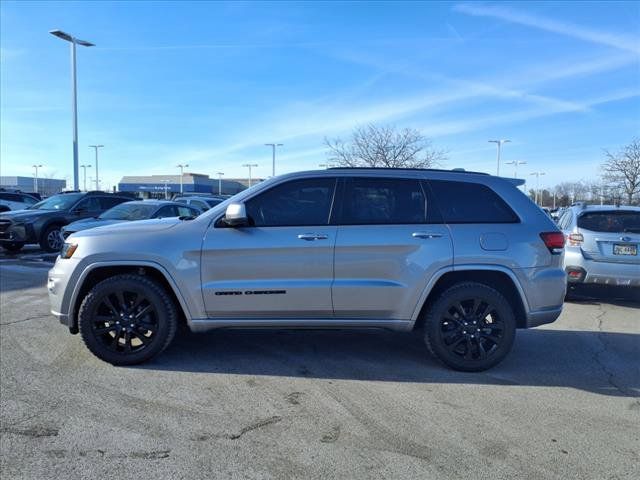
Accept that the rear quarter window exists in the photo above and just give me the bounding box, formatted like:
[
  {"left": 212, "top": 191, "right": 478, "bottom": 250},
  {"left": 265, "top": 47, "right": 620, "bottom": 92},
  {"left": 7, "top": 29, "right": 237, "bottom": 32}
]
[
  {"left": 577, "top": 211, "right": 640, "bottom": 233},
  {"left": 428, "top": 180, "right": 519, "bottom": 224}
]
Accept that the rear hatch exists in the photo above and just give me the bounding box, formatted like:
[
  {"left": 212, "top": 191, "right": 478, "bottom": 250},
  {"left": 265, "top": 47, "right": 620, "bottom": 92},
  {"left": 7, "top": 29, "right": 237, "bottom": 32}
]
[{"left": 577, "top": 210, "right": 640, "bottom": 264}]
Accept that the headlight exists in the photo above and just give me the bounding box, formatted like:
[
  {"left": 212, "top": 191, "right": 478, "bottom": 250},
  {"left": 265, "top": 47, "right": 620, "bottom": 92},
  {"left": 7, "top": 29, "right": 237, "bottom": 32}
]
[{"left": 60, "top": 243, "right": 78, "bottom": 259}]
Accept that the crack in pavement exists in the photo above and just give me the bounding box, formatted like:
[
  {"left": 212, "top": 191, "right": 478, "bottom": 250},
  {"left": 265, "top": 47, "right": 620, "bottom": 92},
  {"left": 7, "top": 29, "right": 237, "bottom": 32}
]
[
  {"left": 0, "top": 314, "right": 51, "bottom": 326},
  {"left": 591, "top": 304, "right": 635, "bottom": 397},
  {"left": 225, "top": 416, "right": 282, "bottom": 440}
]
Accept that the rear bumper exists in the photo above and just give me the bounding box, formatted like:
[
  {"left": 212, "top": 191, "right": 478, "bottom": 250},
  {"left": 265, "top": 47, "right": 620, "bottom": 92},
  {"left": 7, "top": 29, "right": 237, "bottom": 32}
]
[
  {"left": 564, "top": 249, "right": 640, "bottom": 287},
  {"left": 525, "top": 307, "right": 563, "bottom": 328}
]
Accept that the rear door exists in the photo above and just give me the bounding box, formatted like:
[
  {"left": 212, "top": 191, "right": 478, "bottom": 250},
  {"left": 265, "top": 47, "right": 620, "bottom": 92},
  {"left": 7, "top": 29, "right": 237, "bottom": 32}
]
[
  {"left": 577, "top": 210, "right": 640, "bottom": 264},
  {"left": 201, "top": 177, "right": 338, "bottom": 318},
  {"left": 332, "top": 177, "right": 452, "bottom": 320}
]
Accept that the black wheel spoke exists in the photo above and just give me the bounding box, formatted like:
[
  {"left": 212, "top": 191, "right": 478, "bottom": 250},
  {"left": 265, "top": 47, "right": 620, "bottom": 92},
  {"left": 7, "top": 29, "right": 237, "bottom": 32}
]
[
  {"left": 123, "top": 331, "right": 132, "bottom": 353},
  {"left": 103, "top": 297, "right": 119, "bottom": 316},
  {"left": 95, "top": 314, "right": 116, "bottom": 322},
  {"left": 135, "top": 304, "right": 152, "bottom": 319},
  {"left": 94, "top": 324, "right": 117, "bottom": 334},
  {"left": 477, "top": 340, "right": 488, "bottom": 359}
]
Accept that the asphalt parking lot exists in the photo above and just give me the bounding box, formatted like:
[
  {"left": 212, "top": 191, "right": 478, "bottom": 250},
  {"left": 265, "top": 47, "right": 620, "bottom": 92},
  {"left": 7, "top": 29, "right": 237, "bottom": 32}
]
[{"left": 1, "top": 251, "right": 638, "bottom": 480}]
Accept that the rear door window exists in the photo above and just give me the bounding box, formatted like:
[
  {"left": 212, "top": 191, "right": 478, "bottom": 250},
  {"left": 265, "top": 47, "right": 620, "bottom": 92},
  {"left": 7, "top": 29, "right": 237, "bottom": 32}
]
[
  {"left": 338, "top": 177, "right": 428, "bottom": 225},
  {"left": 577, "top": 211, "right": 640, "bottom": 233},
  {"left": 428, "top": 180, "right": 519, "bottom": 224}
]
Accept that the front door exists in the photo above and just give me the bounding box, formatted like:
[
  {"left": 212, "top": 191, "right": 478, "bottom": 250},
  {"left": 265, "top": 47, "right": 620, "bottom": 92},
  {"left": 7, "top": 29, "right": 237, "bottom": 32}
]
[{"left": 201, "top": 177, "right": 338, "bottom": 318}]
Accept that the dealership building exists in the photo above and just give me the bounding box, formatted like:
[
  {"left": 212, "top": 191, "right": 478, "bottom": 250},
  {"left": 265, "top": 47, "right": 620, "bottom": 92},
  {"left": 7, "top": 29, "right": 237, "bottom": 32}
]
[
  {"left": 0, "top": 176, "right": 67, "bottom": 197},
  {"left": 118, "top": 173, "right": 261, "bottom": 198}
]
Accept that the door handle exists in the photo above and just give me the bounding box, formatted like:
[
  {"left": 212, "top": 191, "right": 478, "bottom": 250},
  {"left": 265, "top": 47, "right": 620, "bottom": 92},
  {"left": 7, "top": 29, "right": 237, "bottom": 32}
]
[
  {"left": 412, "top": 232, "right": 443, "bottom": 239},
  {"left": 298, "top": 233, "right": 329, "bottom": 241}
]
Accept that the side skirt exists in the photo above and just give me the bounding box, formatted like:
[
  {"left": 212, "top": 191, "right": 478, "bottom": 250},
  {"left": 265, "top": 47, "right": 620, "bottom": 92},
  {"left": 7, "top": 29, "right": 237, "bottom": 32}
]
[{"left": 188, "top": 318, "right": 414, "bottom": 333}]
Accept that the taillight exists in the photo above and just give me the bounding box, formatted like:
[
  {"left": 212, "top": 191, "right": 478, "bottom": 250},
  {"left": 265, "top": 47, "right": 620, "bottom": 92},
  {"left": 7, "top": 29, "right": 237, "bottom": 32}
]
[
  {"left": 540, "top": 232, "right": 565, "bottom": 254},
  {"left": 567, "top": 233, "right": 584, "bottom": 246}
]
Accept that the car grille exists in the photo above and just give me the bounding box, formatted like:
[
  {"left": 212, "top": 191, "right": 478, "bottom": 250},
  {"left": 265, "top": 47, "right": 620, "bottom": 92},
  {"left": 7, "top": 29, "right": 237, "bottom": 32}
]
[{"left": 0, "top": 219, "right": 11, "bottom": 234}]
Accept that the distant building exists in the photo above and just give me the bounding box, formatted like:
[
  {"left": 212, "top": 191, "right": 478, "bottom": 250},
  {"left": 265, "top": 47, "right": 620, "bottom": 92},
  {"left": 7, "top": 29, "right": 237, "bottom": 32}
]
[
  {"left": 0, "top": 176, "right": 66, "bottom": 197},
  {"left": 118, "top": 173, "right": 260, "bottom": 199}
]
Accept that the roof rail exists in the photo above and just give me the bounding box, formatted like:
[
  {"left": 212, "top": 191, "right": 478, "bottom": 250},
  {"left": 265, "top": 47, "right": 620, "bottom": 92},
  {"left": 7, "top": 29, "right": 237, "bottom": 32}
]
[{"left": 326, "top": 167, "right": 489, "bottom": 175}]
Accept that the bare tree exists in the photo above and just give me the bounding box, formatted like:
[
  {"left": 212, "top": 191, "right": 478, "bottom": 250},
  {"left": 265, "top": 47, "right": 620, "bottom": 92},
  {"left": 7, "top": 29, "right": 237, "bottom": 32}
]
[
  {"left": 324, "top": 124, "right": 447, "bottom": 169},
  {"left": 601, "top": 138, "right": 640, "bottom": 205}
]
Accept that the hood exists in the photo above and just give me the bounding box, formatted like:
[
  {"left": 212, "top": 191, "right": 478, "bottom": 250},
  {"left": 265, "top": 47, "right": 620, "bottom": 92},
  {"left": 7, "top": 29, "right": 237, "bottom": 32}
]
[
  {"left": 63, "top": 218, "right": 125, "bottom": 233},
  {"left": 68, "top": 217, "right": 182, "bottom": 239},
  {"left": 0, "top": 209, "right": 55, "bottom": 222}
]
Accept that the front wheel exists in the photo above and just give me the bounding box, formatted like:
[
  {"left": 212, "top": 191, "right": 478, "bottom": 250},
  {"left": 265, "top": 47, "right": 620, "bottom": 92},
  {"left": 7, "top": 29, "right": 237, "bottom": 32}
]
[
  {"left": 39, "top": 225, "right": 63, "bottom": 252},
  {"left": 78, "top": 274, "right": 178, "bottom": 365},
  {"left": 2, "top": 242, "right": 24, "bottom": 253},
  {"left": 423, "top": 282, "right": 516, "bottom": 372}
]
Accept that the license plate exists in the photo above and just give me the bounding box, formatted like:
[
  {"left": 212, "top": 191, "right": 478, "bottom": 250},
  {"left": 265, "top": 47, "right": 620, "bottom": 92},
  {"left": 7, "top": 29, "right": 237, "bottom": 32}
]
[{"left": 613, "top": 244, "right": 637, "bottom": 256}]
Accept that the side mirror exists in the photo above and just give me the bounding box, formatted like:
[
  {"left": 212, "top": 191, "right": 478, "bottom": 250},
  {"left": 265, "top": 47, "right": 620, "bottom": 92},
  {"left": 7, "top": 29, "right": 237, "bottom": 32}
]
[{"left": 223, "top": 202, "right": 248, "bottom": 227}]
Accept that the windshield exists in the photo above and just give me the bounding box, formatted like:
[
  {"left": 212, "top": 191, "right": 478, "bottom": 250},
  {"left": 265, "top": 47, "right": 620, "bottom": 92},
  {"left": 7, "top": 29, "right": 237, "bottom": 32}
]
[
  {"left": 99, "top": 203, "right": 158, "bottom": 220},
  {"left": 30, "top": 193, "right": 84, "bottom": 210},
  {"left": 578, "top": 211, "right": 640, "bottom": 233}
]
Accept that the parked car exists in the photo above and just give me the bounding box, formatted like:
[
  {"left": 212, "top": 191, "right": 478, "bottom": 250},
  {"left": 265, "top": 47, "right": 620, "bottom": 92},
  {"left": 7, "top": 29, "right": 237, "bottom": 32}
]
[
  {"left": 558, "top": 204, "right": 640, "bottom": 286},
  {"left": 62, "top": 200, "right": 201, "bottom": 239},
  {"left": 0, "top": 191, "right": 132, "bottom": 253},
  {"left": 48, "top": 168, "right": 566, "bottom": 371},
  {"left": 173, "top": 195, "right": 226, "bottom": 211},
  {"left": 0, "top": 191, "right": 39, "bottom": 212}
]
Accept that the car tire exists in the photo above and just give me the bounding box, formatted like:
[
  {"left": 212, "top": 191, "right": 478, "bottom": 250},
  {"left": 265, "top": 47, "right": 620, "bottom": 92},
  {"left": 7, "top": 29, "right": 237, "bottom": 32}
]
[
  {"left": 2, "top": 242, "right": 24, "bottom": 253},
  {"left": 78, "top": 274, "right": 178, "bottom": 365},
  {"left": 423, "top": 282, "right": 516, "bottom": 372},
  {"left": 39, "top": 225, "right": 63, "bottom": 252}
]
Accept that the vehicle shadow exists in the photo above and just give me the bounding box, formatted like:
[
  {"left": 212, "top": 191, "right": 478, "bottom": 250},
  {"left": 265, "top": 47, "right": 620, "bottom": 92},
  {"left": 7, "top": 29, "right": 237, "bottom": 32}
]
[
  {"left": 143, "top": 327, "right": 639, "bottom": 398},
  {"left": 566, "top": 284, "right": 640, "bottom": 306}
]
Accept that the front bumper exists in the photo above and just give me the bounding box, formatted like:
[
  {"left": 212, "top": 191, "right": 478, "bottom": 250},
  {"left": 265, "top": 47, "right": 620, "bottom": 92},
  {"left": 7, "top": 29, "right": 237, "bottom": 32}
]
[
  {"left": 0, "top": 223, "right": 36, "bottom": 244},
  {"left": 564, "top": 248, "right": 640, "bottom": 287},
  {"left": 48, "top": 258, "right": 79, "bottom": 332}
]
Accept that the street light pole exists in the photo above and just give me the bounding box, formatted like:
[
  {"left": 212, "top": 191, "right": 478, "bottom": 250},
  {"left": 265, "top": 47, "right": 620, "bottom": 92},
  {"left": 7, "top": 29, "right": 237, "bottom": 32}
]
[
  {"left": 242, "top": 164, "right": 258, "bottom": 187},
  {"left": 217, "top": 172, "right": 224, "bottom": 195},
  {"left": 488, "top": 139, "right": 511, "bottom": 176},
  {"left": 264, "top": 143, "right": 283, "bottom": 177},
  {"left": 32, "top": 164, "right": 43, "bottom": 195},
  {"left": 89, "top": 145, "right": 104, "bottom": 190},
  {"left": 530, "top": 171, "right": 546, "bottom": 205},
  {"left": 504, "top": 160, "right": 527, "bottom": 179},
  {"left": 50, "top": 30, "right": 94, "bottom": 191},
  {"left": 176, "top": 164, "right": 189, "bottom": 194},
  {"left": 162, "top": 180, "right": 170, "bottom": 199},
  {"left": 80, "top": 164, "right": 92, "bottom": 191}
]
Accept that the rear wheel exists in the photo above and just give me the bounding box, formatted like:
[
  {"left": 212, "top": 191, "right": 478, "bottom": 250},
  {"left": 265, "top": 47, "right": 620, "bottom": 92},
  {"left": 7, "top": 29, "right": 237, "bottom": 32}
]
[
  {"left": 39, "top": 225, "right": 63, "bottom": 252},
  {"left": 423, "top": 282, "right": 516, "bottom": 372},
  {"left": 78, "top": 274, "right": 178, "bottom": 365},
  {"left": 2, "top": 242, "right": 24, "bottom": 253}
]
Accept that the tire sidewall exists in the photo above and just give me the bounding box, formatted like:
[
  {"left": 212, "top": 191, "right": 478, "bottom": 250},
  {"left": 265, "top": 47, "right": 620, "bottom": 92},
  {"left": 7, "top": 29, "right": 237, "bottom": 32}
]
[
  {"left": 78, "top": 276, "right": 177, "bottom": 365},
  {"left": 40, "top": 225, "right": 63, "bottom": 252},
  {"left": 425, "top": 283, "right": 516, "bottom": 372}
]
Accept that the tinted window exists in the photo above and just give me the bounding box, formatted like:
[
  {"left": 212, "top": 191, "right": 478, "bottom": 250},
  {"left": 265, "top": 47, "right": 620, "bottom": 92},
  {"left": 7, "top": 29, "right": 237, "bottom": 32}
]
[
  {"left": 76, "top": 197, "right": 102, "bottom": 212},
  {"left": 578, "top": 211, "right": 640, "bottom": 233},
  {"left": 190, "top": 199, "right": 209, "bottom": 211},
  {"left": 21, "top": 195, "right": 37, "bottom": 205},
  {"left": 99, "top": 196, "right": 129, "bottom": 210},
  {"left": 175, "top": 198, "right": 187, "bottom": 204},
  {"left": 340, "top": 178, "right": 427, "bottom": 225},
  {"left": 177, "top": 206, "right": 200, "bottom": 217},
  {"left": 1, "top": 193, "right": 19, "bottom": 201},
  {"left": 245, "top": 178, "right": 336, "bottom": 227},
  {"left": 205, "top": 199, "right": 223, "bottom": 208},
  {"left": 428, "top": 180, "right": 519, "bottom": 224},
  {"left": 31, "top": 193, "right": 84, "bottom": 210},
  {"left": 100, "top": 203, "right": 158, "bottom": 220},
  {"left": 155, "top": 206, "right": 178, "bottom": 218}
]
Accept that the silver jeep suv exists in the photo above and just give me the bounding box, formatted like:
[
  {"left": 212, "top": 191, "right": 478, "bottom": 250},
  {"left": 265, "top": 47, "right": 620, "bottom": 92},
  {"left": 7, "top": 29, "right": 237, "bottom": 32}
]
[{"left": 48, "top": 168, "right": 566, "bottom": 371}]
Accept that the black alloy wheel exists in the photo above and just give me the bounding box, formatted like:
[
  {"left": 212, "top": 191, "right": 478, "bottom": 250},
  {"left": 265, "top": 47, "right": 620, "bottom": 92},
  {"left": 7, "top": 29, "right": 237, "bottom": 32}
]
[
  {"left": 424, "top": 282, "right": 516, "bottom": 372},
  {"left": 78, "top": 274, "right": 177, "bottom": 365}
]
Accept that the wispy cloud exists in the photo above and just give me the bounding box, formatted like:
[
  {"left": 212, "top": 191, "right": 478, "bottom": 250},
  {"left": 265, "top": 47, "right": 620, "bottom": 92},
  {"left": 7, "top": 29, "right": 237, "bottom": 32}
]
[{"left": 454, "top": 3, "right": 640, "bottom": 54}]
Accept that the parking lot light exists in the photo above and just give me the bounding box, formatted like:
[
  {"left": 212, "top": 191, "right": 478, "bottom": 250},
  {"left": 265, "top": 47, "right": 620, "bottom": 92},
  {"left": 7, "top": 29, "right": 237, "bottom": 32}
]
[
  {"left": 32, "top": 164, "right": 43, "bottom": 195},
  {"left": 177, "top": 164, "right": 189, "bottom": 194},
  {"left": 488, "top": 139, "right": 511, "bottom": 176},
  {"left": 49, "top": 30, "right": 95, "bottom": 191},
  {"left": 242, "top": 164, "right": 258, "bottom": 187}
]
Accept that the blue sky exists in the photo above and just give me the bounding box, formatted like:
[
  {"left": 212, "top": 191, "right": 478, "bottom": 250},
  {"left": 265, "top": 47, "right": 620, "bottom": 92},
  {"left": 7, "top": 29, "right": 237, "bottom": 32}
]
[{"left": 1, "top": 1, "right": 639, "bottom": 191}]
